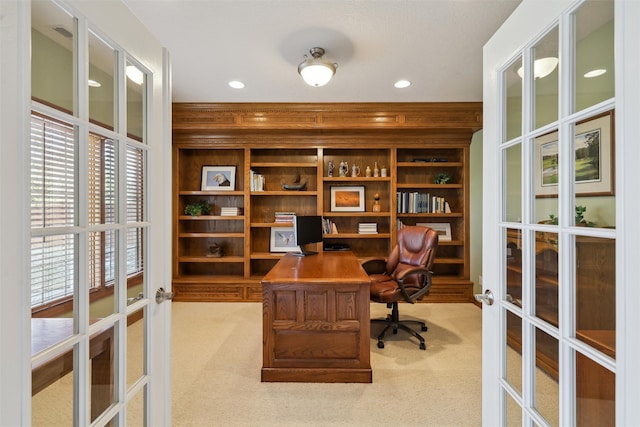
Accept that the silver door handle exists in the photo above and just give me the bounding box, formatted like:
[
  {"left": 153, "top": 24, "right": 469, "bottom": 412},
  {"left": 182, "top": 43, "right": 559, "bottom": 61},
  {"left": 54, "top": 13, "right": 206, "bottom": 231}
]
[
  {"left": 474, "top": 289, "right": 494, "bottom": 306},
  {"left": 155, "top": 287, "right": 174, "bottom": 304}
]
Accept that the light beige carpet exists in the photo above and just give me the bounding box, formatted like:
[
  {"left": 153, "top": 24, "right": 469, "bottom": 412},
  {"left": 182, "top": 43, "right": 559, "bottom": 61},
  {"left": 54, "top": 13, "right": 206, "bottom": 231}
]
[{"left": 171, "top": 302, "right": 483, "bottom": 427}]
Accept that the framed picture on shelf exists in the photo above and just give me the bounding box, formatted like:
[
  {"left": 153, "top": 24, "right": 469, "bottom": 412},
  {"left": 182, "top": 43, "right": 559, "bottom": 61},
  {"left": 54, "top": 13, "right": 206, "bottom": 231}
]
[
  {"left": 270, "top": 227, "right": 298, "bottom": 252},
  {"left": 201, "top": 166, "right": 236, "bottom": 191},
  {"left": 417, "top": 222, "right": 452, "bottom": 242},
  {"left": 535, "top": 112, "right": 614, "bottom": 197},
  {"left": 330, "top": 186, "right": 365, "bottom": 212}
]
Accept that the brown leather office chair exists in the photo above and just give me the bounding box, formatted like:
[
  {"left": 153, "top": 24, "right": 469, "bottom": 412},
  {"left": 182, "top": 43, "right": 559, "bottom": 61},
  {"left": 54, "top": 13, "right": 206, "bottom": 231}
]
[{"left": 363, "top": 226, "right": 438, "bottom": 350}]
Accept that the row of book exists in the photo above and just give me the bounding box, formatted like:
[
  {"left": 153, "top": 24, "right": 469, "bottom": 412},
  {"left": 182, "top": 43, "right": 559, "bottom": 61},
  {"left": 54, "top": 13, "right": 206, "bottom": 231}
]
[
  {"left": 396, "top": 191, "right": 451, "bottom": 214},
  {"left": 249, "top": 170, "right": 265, "bottom": 191},
  {"left": 323, "top": 218, "right": 339, "bottom": 234}
]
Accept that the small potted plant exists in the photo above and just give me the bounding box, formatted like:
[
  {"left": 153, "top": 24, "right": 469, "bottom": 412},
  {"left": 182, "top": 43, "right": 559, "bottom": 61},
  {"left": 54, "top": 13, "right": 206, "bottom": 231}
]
[
  {"left": 184, "top": 200, "right": 211, "bottom": 217},
  {"left": 434, "top": 172, "right": 452, "bottom": 184}
]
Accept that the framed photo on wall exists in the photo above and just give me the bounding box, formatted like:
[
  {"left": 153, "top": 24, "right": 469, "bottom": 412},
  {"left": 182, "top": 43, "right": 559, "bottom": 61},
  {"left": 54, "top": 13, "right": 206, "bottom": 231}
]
[
  {"left": 535, "top": 112, "right": 614, "bottom": 197},
  {"left": 330, "top": 186, "right": 365, "bottom": 212},
  {"left": 201, "top": 166, "right": 236, "bottom": 191}
]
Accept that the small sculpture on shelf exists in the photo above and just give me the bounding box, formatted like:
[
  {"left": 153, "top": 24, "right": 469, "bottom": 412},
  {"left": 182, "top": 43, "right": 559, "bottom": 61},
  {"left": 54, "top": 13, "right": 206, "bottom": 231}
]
[
  {"left": 434, "top": 172, "right": 452, "bottom": 184},
  {"left": 373, "top": 162, "right": 380, "bottom": 177},
  {"left": 327, "top": 160, "right": 334, "bottom": 177},
  {"left": 206, "top": 243, "right": 223, "bottom": 258},
  {"left": 351, "top": 164, "right": 361, "bottom": 177},
  {"left": 372, "top": 193, "right": 382, "bottom": 212},
  {"left": 281, "top": 172, "right": 307, "bottom": 191},
  {"left": 184, "top": 200, "right": 211, "bottom": 217},
  {"left": 339, "top": 160, "right": 348, "bottom": 177}
]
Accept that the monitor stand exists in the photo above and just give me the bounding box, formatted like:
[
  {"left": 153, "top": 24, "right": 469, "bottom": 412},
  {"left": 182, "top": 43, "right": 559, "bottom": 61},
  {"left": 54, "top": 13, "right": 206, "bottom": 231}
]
[{"left": 292, "top": 245, "right": 318, "bottom": 257}]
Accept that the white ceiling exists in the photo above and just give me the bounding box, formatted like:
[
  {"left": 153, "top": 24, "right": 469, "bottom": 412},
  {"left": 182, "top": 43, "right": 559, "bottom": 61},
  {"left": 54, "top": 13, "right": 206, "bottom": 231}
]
[{"left": 121, "top": 0, "right": 522, "bottom": 103}]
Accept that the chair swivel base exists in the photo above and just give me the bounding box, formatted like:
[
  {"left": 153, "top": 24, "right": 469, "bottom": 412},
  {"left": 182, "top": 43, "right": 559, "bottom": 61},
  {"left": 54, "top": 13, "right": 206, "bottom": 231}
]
[{"left": 371, "top": 303, "right": 428, "bottom": 350}]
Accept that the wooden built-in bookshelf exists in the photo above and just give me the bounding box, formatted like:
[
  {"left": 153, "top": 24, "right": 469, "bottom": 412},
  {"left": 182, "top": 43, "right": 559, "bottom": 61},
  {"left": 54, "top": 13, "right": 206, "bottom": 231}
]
[{"left": 172, "top": 103, "right": 482, "bottom": 302}]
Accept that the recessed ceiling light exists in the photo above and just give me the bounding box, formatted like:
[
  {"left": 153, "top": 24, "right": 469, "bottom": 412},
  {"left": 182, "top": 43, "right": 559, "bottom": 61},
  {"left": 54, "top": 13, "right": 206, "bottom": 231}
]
[
  {"left": 88, "top": 79, "right": 101, "bottom": 88},
  {"left": 229, "top": 80, "right": 245, "bottom": 89},
  {"left": 394, "top": 80, "right": 411, "bottom": 89},
  {"left": 516, "top": 57, "right": 559, "bottom": 79},
  {"left": 584, "top": 69, "right": 607, "bottom": 78}
]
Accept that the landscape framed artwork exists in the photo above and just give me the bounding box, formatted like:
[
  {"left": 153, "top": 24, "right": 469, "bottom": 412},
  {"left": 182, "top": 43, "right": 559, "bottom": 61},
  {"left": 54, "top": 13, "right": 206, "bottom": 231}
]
[
  {"left": 330, "top": 186, "right": 365, "bottom": 212},
  {"left": 270, "top": 227, "right": 298, "bottom": 252},
  {"left": 201, "top": 165, "right": 236, "bottom": 191},
  {"left": 535, "top": 112, "right": 614, "bottom": 197}
]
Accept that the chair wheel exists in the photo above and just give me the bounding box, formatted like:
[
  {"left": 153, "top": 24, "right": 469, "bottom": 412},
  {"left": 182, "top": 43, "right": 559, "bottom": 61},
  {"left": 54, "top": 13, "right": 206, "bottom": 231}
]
[
  {"left": 419, "top": 342, "right": 426, "bottom": 350},
  {"left": 377, "top": 341, "right": 385, "bottom": 349},
  {"left": 421, "top": 325, "right": 428, "bottom": 331}
]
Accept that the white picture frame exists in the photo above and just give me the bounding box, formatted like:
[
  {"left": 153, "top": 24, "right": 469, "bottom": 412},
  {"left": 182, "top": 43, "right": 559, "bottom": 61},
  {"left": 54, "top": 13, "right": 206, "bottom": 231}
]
[
  {"left": 201, "top": 165, "right": 236, "bottom": 191},
  {"left": 330, "top": 186, "right": 365, "bottom": 212},
  {"left": 269, "top": 227, "right": 298, "bottom": 252},
  {"left": 417, "top": 222, "right": 451, "bottom": 242}
]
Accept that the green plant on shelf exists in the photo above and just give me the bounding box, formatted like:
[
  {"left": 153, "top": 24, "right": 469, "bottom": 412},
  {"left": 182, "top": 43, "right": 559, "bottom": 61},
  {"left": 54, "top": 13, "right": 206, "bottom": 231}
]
[
  {"left": 434, "top": 172, "right": 452, "bottom": 184},
  {"left": 184, "top": 200, "right": 211, "bottom": 217}
]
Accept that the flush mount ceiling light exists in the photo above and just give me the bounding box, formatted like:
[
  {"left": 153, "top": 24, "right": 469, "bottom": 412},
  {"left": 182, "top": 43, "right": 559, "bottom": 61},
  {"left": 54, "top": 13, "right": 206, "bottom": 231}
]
[
  {"left": 126, "top": 65, "right": 144, "bottom": 85},
  {"left": 298, "top": 47, "right": 337, "bottom": 87},
  {"left": 228, "top": 80, "right": 245, "bottom": 89},
  {"left": 517, "top": 57, "right": 559, "bottom": 79},
  {"left": 394, "top": 80, "right": 411, "bottom": 89}
]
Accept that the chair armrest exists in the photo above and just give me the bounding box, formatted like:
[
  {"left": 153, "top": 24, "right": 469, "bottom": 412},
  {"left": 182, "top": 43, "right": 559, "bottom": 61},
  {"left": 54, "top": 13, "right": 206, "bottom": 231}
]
[
  {"left": 396, "top": 267, "right": 434, "bottom": 303},
  {"left": 361, "top": 258, "right": 387, "bottom": 275}
]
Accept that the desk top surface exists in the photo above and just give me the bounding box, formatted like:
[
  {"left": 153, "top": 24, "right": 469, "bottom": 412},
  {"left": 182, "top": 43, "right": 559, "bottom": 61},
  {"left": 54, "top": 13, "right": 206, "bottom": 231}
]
[{"left": 261, "top": 251, "right": 370, "bottom": 284}]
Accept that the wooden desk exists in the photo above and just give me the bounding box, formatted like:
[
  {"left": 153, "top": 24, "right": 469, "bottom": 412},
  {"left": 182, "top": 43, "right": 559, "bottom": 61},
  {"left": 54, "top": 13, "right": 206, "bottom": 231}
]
[
  {"left": 32, "top": 318, "right": 114, "bottom": 421},
  {"left": 261, "top": 251, "right": 372, "bottom": 383}
]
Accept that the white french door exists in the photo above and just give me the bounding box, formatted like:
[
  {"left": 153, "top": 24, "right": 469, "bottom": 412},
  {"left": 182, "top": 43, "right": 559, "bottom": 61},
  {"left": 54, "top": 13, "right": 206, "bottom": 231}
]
[
  {"left": 1, "top": 0, "right": 171, "bottom": 425},
  {"left": 482, "top": 0, "right": 640, "bottom": 425}
]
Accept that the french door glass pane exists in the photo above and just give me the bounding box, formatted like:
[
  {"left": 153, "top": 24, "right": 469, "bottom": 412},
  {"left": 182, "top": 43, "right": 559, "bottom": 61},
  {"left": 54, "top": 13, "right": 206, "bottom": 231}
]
[
  {"left": 89, "top": 31, "right": 116, "bottom": 130},
  {"left": 574, "top": 0, "right": 615, "bottom": 113},
  {"left": 31, "top": 0, "right": 74, "bottom": 113},
  {"left": 89, "top": 324, "right": 116, "bottom": 422},
  {"left": 32, "top": 347, "right": 74, "bottom": 426},
  {"left": 505, "top": 57, "right": 523, "bottom": 141},
  {"left": 89, "top": 133, "right": 117, "bottom": 225},
  {"left": 127, "top": 146, "right": 146, "bottom": 223},
  {"left": 534, "top": 130, "right": 559, "bottom": 223},
  {"left": 576, "top": 236, "right": 615, "bottom": 350},
  {"left": 506, "top": 228, "right": 523, "bottom": 309},
  {"left": 533, "top": 26, "right": 559, "bottom": 129},
  {"left": 89, "top": 230, "right": 117, "bottom": 319},
  {"left": 127, "top": 309, "right": 145, "bottom": 388},
  {"left": 30, "top": 234, "right": 75, "bottom": 310},
  {"left": 506, "top": 311, "right": 523, "bottom": 395},
  {"left": 126, "top": 62, "right": 146, "bottom": 141},
  {"left": 31, "top": 114, "right": 76, "bottom": 229},
  {"left": 576, "top": 350, "right": 615, "bottom": 426},
  {"left": 505, "top": 144, "right": 522, "bottom": 223},
  {"left": 506, "top": 392, "right": 522, "bottom": 426},
  {"left": 535, "top": 231, "right": 558, "bottom": 327},
  {"left": 535, "top": 327, "right": 559, "bottom": 425}
]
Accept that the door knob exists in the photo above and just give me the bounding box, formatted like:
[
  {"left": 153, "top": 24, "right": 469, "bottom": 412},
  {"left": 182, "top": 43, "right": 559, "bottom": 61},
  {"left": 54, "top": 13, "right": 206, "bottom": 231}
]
[
  {"left": 155, "top": 287, "right": 174, "bottom": 304},
  {"left": 474, "top": 289, "right": 494, "bottom": 306}
]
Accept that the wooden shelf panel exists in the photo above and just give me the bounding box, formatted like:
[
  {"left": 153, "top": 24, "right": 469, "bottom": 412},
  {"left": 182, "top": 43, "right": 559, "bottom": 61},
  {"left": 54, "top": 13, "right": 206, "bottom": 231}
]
[
  {"left": 323, "top": 212, "right": 391, "bottom": 217},
  {"left": 250, "top": 252, "right": 290, "bottom": 260},
  {"left": 250, "top": 191, "right": 317, "bottom": 196},
  {"left": 251, "top": 222, "right": 294, "bottom": 228},
  {"left": 178, "top": 215, "right": 243, "bottom": 220},
  {"left": 323, "top": 177, "right": 391, "bottom": 182},
  {"left": 397, "top": 161, "right": 463, "bottom": 167},
  {"left": 324, "top": 233, "right": 391, "bottom": 239},
  {"left": 435, "top": 257, "right": 464, "bottom": 264},
  {"left": 178, "top": 232, "right": 244, "bottom": 238},
  {"left": 179, "top": 190, "right": 244, "bottom": 196},
  {"left": 396, "top": 183, "right": 463, "bottom": 189},
  {"left": 251, "top": 162, "right": 317, "bottom": 168},
  {"left": 179, "top": 256, "right": 245, "bottom": 263},
  {"left": 173, "top": 275, "right": 256, "bottom": 284}
]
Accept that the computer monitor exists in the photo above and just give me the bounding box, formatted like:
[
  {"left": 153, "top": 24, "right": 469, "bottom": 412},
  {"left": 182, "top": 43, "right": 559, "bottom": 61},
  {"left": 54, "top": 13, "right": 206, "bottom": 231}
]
[{"left": 293, "top": 215, "right": 323, "bottom": 256}]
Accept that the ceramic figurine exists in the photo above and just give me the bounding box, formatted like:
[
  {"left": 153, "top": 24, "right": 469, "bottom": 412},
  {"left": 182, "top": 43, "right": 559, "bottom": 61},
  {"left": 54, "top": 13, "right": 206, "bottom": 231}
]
[{"left": 328, "top": 160, "right": 334, "bottom": 177}]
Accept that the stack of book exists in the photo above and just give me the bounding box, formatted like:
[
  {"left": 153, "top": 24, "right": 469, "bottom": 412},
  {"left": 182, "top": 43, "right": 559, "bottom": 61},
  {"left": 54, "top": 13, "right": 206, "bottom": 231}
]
[
  {"left": 323, "top": 218, "right": 338, "bottom": 234},
  {"left": 274, "top": 212, "right": 296, "bottom": 224},
  {"left": 220, "top": 207, "right": 240, "bottom": 216},
  {"left": 358, "top": 223, "right": 378, "bottom": 234}
]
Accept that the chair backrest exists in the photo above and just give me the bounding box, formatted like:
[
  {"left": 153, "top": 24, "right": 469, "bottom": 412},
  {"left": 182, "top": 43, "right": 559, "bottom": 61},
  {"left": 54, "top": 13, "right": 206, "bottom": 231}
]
[{"left": 386, "top": 226, "right": 438, "bottom": 287}]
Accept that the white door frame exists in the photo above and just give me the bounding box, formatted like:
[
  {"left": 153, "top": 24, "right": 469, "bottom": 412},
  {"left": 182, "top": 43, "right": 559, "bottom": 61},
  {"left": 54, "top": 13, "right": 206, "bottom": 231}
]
[{"left": 482, "top": 0, "right": 640, "bottom": 425}]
